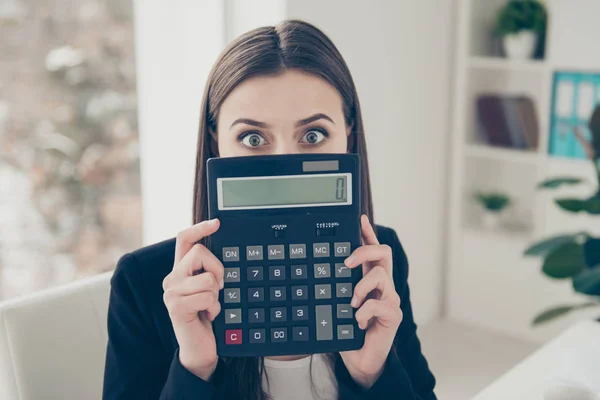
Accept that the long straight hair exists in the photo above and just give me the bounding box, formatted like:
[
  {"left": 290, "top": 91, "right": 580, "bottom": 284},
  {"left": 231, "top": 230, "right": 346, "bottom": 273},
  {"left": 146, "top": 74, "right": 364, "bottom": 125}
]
[{"left": 192, "top": 20, "right": 375, "bottom": 400}]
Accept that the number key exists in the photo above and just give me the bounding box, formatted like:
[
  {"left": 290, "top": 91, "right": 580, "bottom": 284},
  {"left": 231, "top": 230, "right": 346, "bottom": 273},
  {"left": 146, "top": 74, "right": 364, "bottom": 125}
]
[
  {"left": 271, "top": 328, "right": 287, "bottom": 343},
  {"left": 270, "top": 286, "right": 286, "bottom": 301},
  {"left": 269, "top": 265, "right": 286, "bottom": 280},
  {"left": 292, "top": 305, "right": 308, "bottom": 321},
  {"left": 270, "top": 307, "right": 287, "bottom": 322},
  {"left": 291, "top": 265, "right": 307, "bottom": 280},
  {"left": 291, "top": 285, "right": 308, "bottom": 300},
  {"left": 247, "top": 266, "right": 263, "bottom": 281},
  {"left": 249, "top": 308, "right": 265, "bottom": 323},
  {"left": 248, "top": 287, "right": 264, "bottom": 302}
]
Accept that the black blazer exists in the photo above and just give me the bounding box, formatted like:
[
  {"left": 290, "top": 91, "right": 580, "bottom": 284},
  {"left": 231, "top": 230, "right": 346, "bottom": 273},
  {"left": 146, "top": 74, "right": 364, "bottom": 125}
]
[{"left": 102, "top": 225, "right": 437, "bottom": 399}]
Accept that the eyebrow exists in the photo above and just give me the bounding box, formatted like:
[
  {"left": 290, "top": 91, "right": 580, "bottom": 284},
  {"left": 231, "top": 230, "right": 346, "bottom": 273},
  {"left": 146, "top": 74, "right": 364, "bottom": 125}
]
[{"left": 229, "top": 113, "right": 335, "bottom": 129}]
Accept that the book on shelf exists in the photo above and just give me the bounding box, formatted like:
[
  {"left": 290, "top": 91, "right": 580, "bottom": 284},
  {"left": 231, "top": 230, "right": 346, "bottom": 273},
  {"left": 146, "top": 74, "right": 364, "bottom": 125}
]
[{"left": 475, "top": 94, "right": 539, "bottom": 150}]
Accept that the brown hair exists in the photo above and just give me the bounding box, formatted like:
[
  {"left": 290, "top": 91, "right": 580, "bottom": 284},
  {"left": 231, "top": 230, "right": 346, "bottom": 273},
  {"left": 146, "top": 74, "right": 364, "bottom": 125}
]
[{"left": 192, "top": 19, "right": 375, "bottom": 399}]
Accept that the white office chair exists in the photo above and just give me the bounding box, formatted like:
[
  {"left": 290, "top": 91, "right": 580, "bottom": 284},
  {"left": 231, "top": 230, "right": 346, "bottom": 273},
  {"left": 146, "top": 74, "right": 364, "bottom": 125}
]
[{"left": 0, "top": 272, "right": 112, "bottom": 400}]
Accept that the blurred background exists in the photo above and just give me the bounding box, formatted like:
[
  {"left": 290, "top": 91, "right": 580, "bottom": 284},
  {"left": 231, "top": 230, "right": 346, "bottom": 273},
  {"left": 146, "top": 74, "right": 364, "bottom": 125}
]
[{"left": 1, "top": 0, "right": 599, "bottom": 398}]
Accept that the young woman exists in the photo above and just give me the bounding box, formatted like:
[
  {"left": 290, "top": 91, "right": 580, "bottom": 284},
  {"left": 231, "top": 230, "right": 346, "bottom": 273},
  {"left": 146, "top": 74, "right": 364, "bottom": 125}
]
[{"left": 103, "top": 20, "right": 436, "bottom": 400}]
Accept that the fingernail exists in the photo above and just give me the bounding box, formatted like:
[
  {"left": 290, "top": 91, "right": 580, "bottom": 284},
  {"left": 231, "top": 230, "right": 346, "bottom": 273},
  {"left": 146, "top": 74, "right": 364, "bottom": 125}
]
[
  {"left": 344, "top": 256, "right": 354, "bottom": 267},
  {"left": 208, "top": 218, "right": 218, "bottom": 225},
  {"left": 351, "top": 296, "right": 358, "bottom": 307}
]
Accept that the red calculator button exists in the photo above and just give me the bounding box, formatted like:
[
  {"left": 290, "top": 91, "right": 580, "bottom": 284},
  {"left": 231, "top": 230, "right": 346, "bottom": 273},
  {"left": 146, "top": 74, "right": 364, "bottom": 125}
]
[{"left": 226, "top": 329, "right": 243, "bottom": 345}]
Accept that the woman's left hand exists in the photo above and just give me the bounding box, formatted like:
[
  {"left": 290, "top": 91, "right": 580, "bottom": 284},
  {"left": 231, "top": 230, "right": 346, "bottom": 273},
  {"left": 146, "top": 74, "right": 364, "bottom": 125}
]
[{"left": 339, "top": 214, "right": 403, "bottom": 389}]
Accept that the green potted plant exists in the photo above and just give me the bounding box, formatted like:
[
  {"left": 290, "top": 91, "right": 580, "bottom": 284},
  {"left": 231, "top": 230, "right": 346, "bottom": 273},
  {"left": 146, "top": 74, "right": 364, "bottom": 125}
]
[
  {"left": 524, "top": 105, "right": 600, "bottom": 325},
  {"left": 474, "top": 191, "right": 511, "bottom": 230},
  {"left": 495, "top": 0, "right": 548, "bottom": 60}
]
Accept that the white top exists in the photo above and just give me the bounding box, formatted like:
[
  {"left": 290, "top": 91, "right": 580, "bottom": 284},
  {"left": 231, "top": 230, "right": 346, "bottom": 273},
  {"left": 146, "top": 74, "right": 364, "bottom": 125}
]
[{"left": 261, "top": 354, "right": 338, "bottom": 400}]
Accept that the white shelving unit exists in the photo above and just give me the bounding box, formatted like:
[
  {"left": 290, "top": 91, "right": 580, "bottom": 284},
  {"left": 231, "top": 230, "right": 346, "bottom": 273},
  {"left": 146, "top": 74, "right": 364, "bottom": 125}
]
[{"left": 446, "top": 0, "right": 600, "bottom": 344}]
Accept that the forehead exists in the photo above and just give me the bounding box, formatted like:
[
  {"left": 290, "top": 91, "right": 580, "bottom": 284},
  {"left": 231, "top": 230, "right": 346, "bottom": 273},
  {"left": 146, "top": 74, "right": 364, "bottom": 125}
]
[{"left": 218, "top": 69, "right": 344, "bottom": 126}]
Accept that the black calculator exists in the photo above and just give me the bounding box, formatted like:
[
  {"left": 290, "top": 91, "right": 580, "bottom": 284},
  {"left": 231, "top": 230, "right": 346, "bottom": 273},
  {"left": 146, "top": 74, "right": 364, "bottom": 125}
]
[{"left": 207, "top": 153, "right": 364, "bottom": 357}]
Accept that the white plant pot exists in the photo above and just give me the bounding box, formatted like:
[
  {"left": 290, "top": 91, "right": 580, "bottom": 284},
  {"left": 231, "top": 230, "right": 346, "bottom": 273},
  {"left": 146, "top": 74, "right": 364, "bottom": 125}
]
[{"left": 503, "top": 30, "right": 537, "bottom": 60}]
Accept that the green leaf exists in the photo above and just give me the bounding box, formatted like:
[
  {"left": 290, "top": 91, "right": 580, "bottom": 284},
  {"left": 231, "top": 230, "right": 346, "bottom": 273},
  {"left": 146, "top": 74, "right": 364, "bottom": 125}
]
[
  {"left": 573, "top": 265, "right": 600, "bottom": 296},
  {"left": 524, "top": 234, "right": 580, "bottom": 257},
  {"left": 533, "top": 302, "right": 599, "bottom": 325},
  {"left": 542, "top": 242, "right": 586, "bottom": 278},
  {"left": 584, "top": 196, "right": 600, "bottom": 215},
  {"left": 538, "top": 177, "right": 584, "bottom": 189},
  {"left": 556, "top": 198, "right": 587, "bottom": 213}
]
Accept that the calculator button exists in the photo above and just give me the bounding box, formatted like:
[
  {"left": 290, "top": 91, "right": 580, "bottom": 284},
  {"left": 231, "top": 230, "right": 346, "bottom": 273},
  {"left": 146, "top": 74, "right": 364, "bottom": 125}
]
[
  {"left": 336, "top": 283, "right": 353, "bottom": 298},
  {"left": 315, "top": 305, "right": 333, "bottom": 341},
  {"left": 246, "top": 245, "right": 263, "bottom": 261},
  {"left": 248, "top": 308, "right": 265, "bottom": 323},
  {"left": 291, "top": 265, "right": 307, "bottom": 280},
  {"left": 267, "top": 245, "right": 285, "bottom": 260},
  {"left": 269, "top": 265, "right": 286, "bottom": 280},
  {"left": 249, "top": 329, "right": 266, "bottom": 344},
  {"left": 315, "top": 284, "right": 331, "bottom": 299},
  {"left": 270, "top": 286, "right": 286, "bottom": 301},
  {"left": 224, "top": 288, "right": 241, "bottom": 303},
  {"left": 224, "top": 268, "right": 240, "bottom": 283},
  {"left": 222, "top": 247, "right": 239, "bottom": 262},
  {"left": 247, "top": 266, "right": 264, "bottom": 281},
  {"left": 293, "top": 326, "right": 309, "bottom": 341},
  {"left": 313, "top": 242, "right": 330, "bottom": 258},
  {"left": 316, "top": 227, "right": 335, "bottom": 237},
  {"left": 289, "top": 244, "right": 306, "bottom": 259},
  {"left": 291, "top": 285, "right": 308, "bottom": 300},
  {"left": 225, "top": 309, "right": 242, "bottom": 324},
  {"left": 271, "top": 328, "right": 287, "bottom": 343},
  {"left": 292, "top": 305, "right": 309, "bottom": 321},
  {"left": 270, "top": 307, "right": 287, "bottom": 322},
  {"left": 248, "top": 287, "right": 264, "bottom": 302},
  {"left": 337, "top": 304, "right": 353, "bottom": 319},
  {"left": 334, "top": 263, "right": 351, "bottom": 278},
  {"left": 337, "top": 324, "right": 354, "bottom": 340},
  {"left": 314, "top": 263, "right": 331, "bottom": 278},
  {"left": 226, "top": 329, "right": 242, "bottom": 344},
  {"left": 334, "top": 242, "right": 351, "bottom": 257}
]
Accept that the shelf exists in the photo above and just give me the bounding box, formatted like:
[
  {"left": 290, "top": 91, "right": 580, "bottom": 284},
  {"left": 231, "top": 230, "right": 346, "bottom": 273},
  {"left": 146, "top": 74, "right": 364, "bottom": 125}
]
[
  {"left": 468, "top": 56, "right": 548, "bottom": 73},
  {"left": 465, "top": 144, "right": 540, "bottom": 165}
]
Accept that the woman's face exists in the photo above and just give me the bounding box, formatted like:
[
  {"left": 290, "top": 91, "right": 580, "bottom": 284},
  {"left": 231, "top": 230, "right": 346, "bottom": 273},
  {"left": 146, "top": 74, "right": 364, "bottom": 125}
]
[{"left": 216, "top": 70, "right": 350, "bottom": 157}]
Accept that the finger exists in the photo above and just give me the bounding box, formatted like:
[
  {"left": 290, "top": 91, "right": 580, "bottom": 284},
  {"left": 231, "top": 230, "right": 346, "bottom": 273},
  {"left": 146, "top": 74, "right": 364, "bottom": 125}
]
[
  {"left": 165, "top": 244, "right": 224, "bottom": 289},
  {"left": 344, "top": 244, "right": 393, "bottom": 276},
  {"left": 174, "top": 219, "right": 220, "bottom": 265},
  {"left": 164, "top": 291, "right": 219, "bottom": 323},
  {"left": 360, "top": 214, "right": 379, "bottom": 246},
  {"left": 351, "top": 265, "right": 399, "bottom": 308},
  {"left": 205, "top": 301, "right": 222, "bottom": 322},
  {"left": 355, "top": 298, "right": 403, "bottom": 330},
  {"left": 171, "top": 272, "right": 220, "bottom": 296}
]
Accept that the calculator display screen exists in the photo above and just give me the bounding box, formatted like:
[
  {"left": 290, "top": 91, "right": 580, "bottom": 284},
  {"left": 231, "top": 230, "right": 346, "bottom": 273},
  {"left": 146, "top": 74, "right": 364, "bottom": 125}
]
[{"left": 218, "top": 173, "right": 352, "bottom": 210}]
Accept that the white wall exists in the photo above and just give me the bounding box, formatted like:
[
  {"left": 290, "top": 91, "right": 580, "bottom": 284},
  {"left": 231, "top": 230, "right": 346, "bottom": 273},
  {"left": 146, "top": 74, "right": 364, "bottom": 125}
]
[
  {"left": 134, "top": 0, "right": 224, "bottom": 244},
  {"left": 286, "top": 1, "right": 455, "bottom": 324}
]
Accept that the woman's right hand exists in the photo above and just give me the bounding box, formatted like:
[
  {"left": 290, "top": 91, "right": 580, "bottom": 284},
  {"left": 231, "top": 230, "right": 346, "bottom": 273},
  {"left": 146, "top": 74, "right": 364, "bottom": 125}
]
[{"left": 162, "top": 218, "right": 224, "bottom": 382}]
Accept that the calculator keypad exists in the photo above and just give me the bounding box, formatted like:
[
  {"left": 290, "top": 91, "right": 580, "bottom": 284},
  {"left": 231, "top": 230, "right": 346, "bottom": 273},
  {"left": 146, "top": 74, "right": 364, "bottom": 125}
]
[{"left": 219, "top": 238, "right": 358, "bottom": 352}]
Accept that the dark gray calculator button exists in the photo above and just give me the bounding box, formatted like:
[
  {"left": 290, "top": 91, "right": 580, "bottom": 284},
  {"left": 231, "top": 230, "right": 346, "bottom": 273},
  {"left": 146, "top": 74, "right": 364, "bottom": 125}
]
[
  {"left": 315, "top": 305, "right": 333, "bottom": 341},
  {"left": 337, "top": 324, "right": 354, "bottom": 340},
  {"left": 270, "top": 286, "right": 286, "bottom": 301},
  {"left": 224, "top": 268, "right": 240, "bottom": 283},
  {"left": 267, "top": 245, "right": 285, "bottom": 260},
  {"left": 293, "top": 326, "right": 309, "bottom": 341},
  {"left": 334, "top": 263, "right": 351, "bottom": 278},
  {"left": 337, "top": 304, "right": 353, "bottom": 319},
  {"left": 289, "top": 244, "right": 306, "bottom": 259},
  {"left": 271, "top": 328, "right": 287, "bottom": 343},
  {"left": 250, "top": 329, "right": 266, "bottom": 343},
  {"left": 291, "top": 265, "right": 307, "bottom": 280},
  {"left": 246, "top": 245, "right": 263, "bottom": 261},
  {"left": 248, "top": 287, "right": 264, "bottom": 302},
  {"left": 269, "top": 265, "right": 286, "bottom": 280},
  {"left": 315, "top": 284, "right": 331, "bottom": 299},
  {"left": 291, "top": 285, "right": 308, "bottom": 300},
  {"left": 313, "top": 242, "right": 330, "bottom": 258},
  {"left": 334, "top": 242, "right": 351, "bottom": 257},
  {"left": 222, "top": 247, "right": 239, "bottom": 262},
  {"left": 314, "top": 263, "right": 331, "bottom": 278},
  {"left": 247, "top": 266, "right": 263, "bottom": 281},
  {"left": 225, "top": 308, "right": 242, "bottom": 324},
  {"left": 336, "top": 282, "right": 353, "bottom": 298},
  {"left": 270, "top": 307, "right": 287, "bottom": 322},
  {"left": 249, "top": 308, "right": 265, "bottom": 323},
  {"left": 224, "top": 288, "right": 240, "bottom": 303},
  {"left": 292, "top": 305, "right": 308, "bottom": 321}
]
